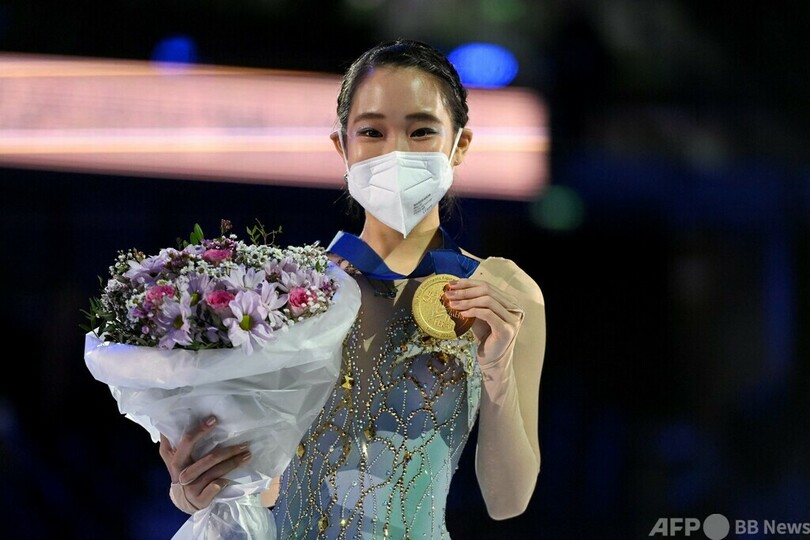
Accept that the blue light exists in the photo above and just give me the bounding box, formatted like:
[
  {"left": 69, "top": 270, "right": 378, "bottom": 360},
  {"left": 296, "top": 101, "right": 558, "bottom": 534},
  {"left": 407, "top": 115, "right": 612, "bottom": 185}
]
[
  {"left": 448, "top": 42, "right": 519, "bottom": 88},
  {"left": 151, "top": 35, "right": 198, "bottom": 65}
]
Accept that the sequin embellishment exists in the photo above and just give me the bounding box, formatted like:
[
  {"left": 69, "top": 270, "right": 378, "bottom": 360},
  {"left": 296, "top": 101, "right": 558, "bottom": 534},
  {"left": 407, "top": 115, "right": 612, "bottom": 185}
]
[{"left": 273, "top": 305, "right": 481, "bottom": 539}]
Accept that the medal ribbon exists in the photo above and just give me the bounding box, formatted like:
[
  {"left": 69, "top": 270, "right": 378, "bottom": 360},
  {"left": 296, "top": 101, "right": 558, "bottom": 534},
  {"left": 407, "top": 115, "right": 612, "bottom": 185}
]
[{"left": 326, "top": 228, "right": 479, "bottom": 280}]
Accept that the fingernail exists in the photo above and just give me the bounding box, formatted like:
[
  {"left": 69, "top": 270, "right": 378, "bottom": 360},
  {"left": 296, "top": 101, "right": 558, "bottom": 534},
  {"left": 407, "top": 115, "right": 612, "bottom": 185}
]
[
  {"left": 241, "top": 452, "right": 252, "bottom": 462},
  {"left": 205, "top": 416, "right": 217, "bottom": 426},
  {"left": 239, "top": 444, "right": 249, "bottom": 451},
  {"left": 448, "top": 280, "right": 458, "bottom": 286}
]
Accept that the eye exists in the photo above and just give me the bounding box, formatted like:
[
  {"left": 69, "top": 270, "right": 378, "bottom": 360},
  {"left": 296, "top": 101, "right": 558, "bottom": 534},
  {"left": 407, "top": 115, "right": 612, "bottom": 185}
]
[
  {"left": 357, "top": 128, "right": 382, "bottom": 138},
  {"left": 411, "top": 128, "right": 436, "bottom": 138}
]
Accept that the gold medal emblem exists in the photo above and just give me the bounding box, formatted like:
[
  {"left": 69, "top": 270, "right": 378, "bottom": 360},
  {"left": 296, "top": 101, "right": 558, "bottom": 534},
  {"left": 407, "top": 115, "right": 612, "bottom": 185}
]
[{"left": 412, "top": 273, "right": 474, "bottom": 339}]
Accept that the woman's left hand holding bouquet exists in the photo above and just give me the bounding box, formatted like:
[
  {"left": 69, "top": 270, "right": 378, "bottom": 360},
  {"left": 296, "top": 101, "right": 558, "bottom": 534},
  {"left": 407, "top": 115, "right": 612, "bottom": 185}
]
[{"left": 160, "top": 416, "right": 254, "bottom": 515}]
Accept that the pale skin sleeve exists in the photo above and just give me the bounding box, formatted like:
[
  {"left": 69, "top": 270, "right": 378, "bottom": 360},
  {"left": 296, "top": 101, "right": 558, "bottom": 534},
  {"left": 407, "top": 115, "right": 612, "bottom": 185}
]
[{"left": 473, "top": 260, "right": 545, "bottom": 520}]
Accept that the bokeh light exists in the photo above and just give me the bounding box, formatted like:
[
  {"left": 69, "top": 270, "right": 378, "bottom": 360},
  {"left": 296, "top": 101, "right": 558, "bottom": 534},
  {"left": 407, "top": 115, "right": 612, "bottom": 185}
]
[
  {"left": 479, "top": 0, "right": 526, "bottom": 24},
  {"left": 530, "top": 184, "right": 585, "bottom": 231},
  {"left": 151, "top": 34, "right": 198, "bottom": 65},
  {"left": 448, "top": 42, "right": 519, "bottom": 88}
]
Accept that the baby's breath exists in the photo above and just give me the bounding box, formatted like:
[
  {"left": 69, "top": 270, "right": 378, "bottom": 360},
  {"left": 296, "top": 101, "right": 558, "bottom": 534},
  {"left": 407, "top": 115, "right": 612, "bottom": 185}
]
[{"left": 81, "top": 220, "right": 338, "bottom": 353}]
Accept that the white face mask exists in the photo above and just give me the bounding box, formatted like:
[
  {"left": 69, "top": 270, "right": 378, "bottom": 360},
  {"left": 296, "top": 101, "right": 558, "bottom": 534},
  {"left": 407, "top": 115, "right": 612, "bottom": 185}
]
[{"left": 339, "top": 129, "right": 463, "bottom": 238}]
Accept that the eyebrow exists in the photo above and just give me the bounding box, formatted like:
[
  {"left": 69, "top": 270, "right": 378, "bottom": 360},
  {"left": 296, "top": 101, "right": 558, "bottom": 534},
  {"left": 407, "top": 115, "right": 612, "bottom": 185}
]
[{"left": 352, "top": 111, "right": 443, "bottom": 123}]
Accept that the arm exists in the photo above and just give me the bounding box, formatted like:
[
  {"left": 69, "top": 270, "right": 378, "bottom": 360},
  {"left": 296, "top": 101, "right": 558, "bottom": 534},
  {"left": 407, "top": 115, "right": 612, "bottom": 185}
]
[{"left": 446, "top": 259, "right": 545, "bottom": 519}]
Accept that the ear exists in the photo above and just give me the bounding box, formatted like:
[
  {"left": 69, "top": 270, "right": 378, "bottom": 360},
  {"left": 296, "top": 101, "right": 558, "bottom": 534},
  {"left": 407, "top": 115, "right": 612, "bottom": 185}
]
[
  {"left": 451, "top": 128, "right": 473, "bottom": 166},
  {"left": 330, "top": 130, "right": 346, "bottom": 162}
]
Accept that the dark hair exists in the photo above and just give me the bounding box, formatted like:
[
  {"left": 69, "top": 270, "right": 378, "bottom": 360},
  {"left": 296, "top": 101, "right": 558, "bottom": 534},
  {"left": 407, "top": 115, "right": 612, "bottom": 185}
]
[{"left": 336, "top": 39, "right": 469, "bottom": 133}]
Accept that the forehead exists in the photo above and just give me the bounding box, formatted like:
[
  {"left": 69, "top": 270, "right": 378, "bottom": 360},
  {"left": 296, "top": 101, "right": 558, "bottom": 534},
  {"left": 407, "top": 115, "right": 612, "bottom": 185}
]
[{"left": 349, "top": 66, "right": 452, "bottom": 123}]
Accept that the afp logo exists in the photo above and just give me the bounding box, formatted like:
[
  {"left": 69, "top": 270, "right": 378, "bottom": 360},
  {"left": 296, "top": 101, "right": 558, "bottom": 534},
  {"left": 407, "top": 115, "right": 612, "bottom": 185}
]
[{"left": 649, "top": 514, "right": 730, "bottom": 539}]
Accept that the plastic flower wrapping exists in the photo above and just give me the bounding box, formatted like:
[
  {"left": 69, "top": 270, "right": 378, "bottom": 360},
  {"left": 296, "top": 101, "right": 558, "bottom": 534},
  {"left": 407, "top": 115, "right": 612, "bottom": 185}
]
[{"left": 83, "top": 220, "right": 361, "bottom": 540}]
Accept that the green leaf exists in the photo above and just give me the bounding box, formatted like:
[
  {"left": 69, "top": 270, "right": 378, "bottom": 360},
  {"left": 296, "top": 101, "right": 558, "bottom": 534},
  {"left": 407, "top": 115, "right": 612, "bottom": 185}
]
[{"left": 189, "top": 223, "right": 205, "bottom": 245}]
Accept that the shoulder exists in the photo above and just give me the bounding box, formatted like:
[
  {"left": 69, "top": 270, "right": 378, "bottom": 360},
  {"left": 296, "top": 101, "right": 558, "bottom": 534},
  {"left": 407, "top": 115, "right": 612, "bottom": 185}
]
[{"left": 462, "top": 251, "right": 544, "bottom": 307}]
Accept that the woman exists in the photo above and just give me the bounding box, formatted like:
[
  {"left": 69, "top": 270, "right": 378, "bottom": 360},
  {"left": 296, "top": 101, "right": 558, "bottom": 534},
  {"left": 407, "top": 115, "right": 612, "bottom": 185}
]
[{"left": 160, "top": 39, "right": 546, "bottom": 539}]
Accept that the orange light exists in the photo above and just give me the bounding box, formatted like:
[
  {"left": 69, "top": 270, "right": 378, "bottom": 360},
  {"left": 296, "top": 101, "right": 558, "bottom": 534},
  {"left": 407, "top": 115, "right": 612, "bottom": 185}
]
[{"left": 0, "top": 53, "right": 548, "bottom": 200}]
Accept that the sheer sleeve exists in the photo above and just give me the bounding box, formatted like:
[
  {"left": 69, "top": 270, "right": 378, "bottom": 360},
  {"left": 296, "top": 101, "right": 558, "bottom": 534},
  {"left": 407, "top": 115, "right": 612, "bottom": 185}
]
[{"left": 470, "top": 256, "right": 546, "bottom": 519}]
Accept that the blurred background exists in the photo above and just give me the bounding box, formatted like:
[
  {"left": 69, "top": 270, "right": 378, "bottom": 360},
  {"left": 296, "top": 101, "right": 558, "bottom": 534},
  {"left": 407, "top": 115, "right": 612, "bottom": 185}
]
[{"left": 1, "top": 1, "right": 808, "bottom": 539}]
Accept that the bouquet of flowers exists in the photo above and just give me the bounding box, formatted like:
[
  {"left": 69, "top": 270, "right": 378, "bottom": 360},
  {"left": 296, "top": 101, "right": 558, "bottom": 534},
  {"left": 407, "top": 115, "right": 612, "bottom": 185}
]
[{"left": 82, "top": 219, "right": 361, "bottom": 540}]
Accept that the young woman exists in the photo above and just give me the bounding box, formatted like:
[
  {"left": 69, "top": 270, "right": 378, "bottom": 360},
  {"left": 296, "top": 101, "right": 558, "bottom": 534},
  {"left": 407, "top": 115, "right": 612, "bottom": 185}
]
[{"left": 160, "top": 39, "right": 546, "bottom": 539}]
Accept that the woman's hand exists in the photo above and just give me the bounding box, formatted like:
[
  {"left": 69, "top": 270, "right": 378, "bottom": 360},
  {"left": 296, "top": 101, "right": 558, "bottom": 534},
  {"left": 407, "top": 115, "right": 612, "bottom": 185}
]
[
  {"left": 158, "top": 416, "right": 253, "bottom": 514},
  {"left": 443, "top": 278, "right": 525, "bottom": 366}
]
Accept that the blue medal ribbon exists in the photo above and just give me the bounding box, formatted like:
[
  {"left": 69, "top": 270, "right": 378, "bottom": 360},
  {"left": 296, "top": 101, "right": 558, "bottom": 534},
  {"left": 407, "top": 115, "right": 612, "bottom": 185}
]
[{"left": 326, "top": 228, "right": 479, "bottom": 280}]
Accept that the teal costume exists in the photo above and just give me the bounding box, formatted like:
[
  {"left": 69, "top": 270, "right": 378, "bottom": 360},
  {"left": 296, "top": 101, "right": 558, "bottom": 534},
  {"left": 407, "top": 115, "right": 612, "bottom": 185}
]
[{"left": 273, "top": 287, "right": 481, "bottom": 539}]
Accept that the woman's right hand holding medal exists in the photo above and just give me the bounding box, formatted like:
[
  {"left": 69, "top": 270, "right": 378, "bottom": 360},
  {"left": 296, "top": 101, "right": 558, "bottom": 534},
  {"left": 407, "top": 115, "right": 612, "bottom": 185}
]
[
  {"left": 159, "top": 416, "right": 253, "bottom": 514},
  {"left": 442, "top": 278, "right": 524, "bottom": 367}
]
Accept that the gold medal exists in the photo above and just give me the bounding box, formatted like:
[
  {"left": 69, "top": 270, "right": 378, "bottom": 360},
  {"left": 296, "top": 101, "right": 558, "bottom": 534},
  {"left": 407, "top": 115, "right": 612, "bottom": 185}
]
[{"left": 412, "top": 273, "right": 474, "bottom": 339}]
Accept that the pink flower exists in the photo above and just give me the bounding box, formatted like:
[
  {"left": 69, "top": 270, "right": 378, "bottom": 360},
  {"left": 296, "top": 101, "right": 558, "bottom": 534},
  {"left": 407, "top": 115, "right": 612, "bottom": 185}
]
[
  {"left": 288, "top": 287, "right": 315, "bottom": 317},
  {"left": 202, "top": 249, "right": 232, "bottom": 265},
  {"left": 206, "top": 290, "right": 236, "bottom": 312},
  {"left": 145, "top": 285, "right": 175, "bottom": 304}
]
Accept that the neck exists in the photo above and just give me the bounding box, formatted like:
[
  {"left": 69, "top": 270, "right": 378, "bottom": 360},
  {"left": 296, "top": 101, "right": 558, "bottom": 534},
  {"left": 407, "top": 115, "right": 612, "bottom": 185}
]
[{"left": 360, "top": 213, "right": 443, "bottom": 275}]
